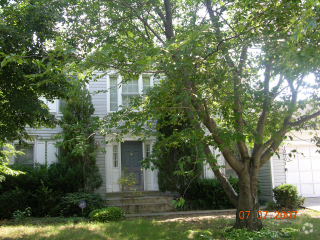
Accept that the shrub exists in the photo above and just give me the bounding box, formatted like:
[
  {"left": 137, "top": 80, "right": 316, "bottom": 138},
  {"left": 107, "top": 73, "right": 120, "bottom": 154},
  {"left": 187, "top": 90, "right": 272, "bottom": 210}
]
[
  {"left": 184, "top": 176, "right": 239, "bottom": 210},
  {"left": 0, "top": 188, "right": 29, "bottom": 219},
  {"left": 89, "top": 207, "right": 124, "bottom": 222},
  {"left": 59, "top": 191, "right": 105, "bottom": 217},
  {"left": 181, "top": 176, "right": 262, "bottom": 210},
  {"left": 266, "top": 200, "right": 277, "bottom": 210},
  {"left": 0, "top": 163, "right": 47, "bottom": 195},
  {"left": 273, "top": 184, "right": 305, "bottom": 209},
  {"left": 45, "top": 162, "right": 84, "bottom": 194},
  {"left": 12, "top": 207, "right": 31, "bottom": 222}
]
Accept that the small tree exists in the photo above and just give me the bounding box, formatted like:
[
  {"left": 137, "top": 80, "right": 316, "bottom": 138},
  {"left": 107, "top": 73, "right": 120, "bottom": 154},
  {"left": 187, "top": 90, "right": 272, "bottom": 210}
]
[
  {"left": 153, "top": 114, "right": 203, "bottom": 196},
  {"left": 55, "top": 80, "right": 102, "bottom": 193}
]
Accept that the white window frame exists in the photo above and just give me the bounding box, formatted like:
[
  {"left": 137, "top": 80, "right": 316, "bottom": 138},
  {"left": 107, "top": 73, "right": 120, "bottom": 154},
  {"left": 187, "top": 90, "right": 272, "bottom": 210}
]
[{"left": 107, "top": 74, "right": 154, "bottom": 113}]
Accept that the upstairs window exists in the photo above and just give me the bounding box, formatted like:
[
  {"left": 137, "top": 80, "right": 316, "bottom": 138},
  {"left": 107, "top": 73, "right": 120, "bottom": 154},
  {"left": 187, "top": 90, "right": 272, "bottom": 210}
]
[
  {"left": 110, "top": 76, "right": 118, "bottom": 111},
  {"left": 108, "top": 75, "right": 152, "bottom": 112},
  {"left": 122, "top": 79, "right": 139, "bottom": 108}
]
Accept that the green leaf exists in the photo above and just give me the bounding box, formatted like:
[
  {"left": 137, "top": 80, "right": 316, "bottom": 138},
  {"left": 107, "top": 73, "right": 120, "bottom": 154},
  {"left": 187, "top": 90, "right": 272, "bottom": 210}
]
[{"left": 127, "top": 31, "right": 133, "bottom": 38}]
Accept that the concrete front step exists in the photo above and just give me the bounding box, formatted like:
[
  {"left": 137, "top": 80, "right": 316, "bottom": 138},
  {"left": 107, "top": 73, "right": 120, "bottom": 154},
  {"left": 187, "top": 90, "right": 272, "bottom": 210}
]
[
  {"left": 105, "top": 191, "right": 175, "bottom": 214},
  {"left": 106, "top": 191, "right": 161, "bottom": 198},
  {"left": 106, "top": 195, "right": 173, "bottom": 205},
  {"left": 110, "top": 202, "right": 175, "bottom": 214}
]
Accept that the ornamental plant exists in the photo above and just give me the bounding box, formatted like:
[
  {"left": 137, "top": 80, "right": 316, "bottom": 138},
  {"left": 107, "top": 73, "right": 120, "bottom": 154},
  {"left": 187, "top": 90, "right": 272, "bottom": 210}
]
[
  {"left": 89, "top": 207, "right": 124, "bottom": 222},
  {"left": 273, "top": 184, "right": 305, "bottom": 210}
]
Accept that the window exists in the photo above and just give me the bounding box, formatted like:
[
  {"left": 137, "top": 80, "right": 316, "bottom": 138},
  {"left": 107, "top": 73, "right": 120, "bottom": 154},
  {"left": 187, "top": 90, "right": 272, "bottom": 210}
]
[
  {"left": 145, "top": 144, "right": 150, "bottom": 158},
  {"left": 108, "top": 75, "right": 152, "bottom": 112},
  {"left": 15, "top": 145, "right": 34, "bottom": 168},
  {"left": 59, "top": 99, "right": 66, "bottom": 113},
  {"left": 113, "top": 145, "right": 118, "bottom": 167},
  {"left": 110, "top": 76, "right": 118, "bottom": 111},
  {"left": 142, "top": 76, "right": 151, "bottom": 93},
  {"left": 122, "top": 79, "right": 139, "bottom": 108}
]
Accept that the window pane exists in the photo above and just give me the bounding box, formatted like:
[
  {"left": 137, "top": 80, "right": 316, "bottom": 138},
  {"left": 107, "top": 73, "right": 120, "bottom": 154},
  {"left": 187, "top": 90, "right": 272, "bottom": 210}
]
[
  {"left": 143, "top": 77, "right": 150, "bottom": 92},
  {"left": 132, "top": 79, "right": 138, "bottom": 92},
  {"left": 110, "top": 76, "right": 118, "bottom": 111},
  {"left": 123, "top": 79, "right": 138, "bottom": 93},
  {"left": 110, "top": 103, "right": 118, "bottom": 111},
  {"left": 110, "top": 76, "right": 117, "bottom": 85},
  {"left": 110, "top": 93, "right": 117, "bottom": 102},
  {"left": 145, "top": 144, "right": 150, "bottom": 158},
  {"left": 122, "top": 94, "right": 138, "bottom": 108},
  {"left": 113, "top": 145, "right": 118, "bottom": 168},
  {"left": 15, "top": 145, "right": 34, "bottom": 167},
  {"left": 122, "top": 83, "right": 128, "bottom": 93},
  {"left": 59, "top": 99, "right": 66, "bottom": 112}
]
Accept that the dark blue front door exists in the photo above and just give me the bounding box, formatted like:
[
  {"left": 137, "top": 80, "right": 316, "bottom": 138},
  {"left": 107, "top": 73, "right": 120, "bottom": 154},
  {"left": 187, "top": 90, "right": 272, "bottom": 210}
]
[{"left": 121, "top": 141, "right": 144, "bottom": 190}]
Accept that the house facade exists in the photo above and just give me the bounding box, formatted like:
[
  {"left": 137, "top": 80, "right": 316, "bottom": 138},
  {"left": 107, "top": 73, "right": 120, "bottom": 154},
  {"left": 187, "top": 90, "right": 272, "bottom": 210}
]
[
  {"left": 8, "top": 71, "right": 224, "bottom": 195},
  {"left": 9, "top": 71, "right": 319, "bottom": 198}
]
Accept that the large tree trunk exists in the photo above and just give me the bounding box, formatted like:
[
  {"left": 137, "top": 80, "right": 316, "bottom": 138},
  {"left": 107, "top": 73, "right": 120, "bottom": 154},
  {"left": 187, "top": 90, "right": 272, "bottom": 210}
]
[{"left": 233, "top": 171, "right": 263, "bottom": 230}]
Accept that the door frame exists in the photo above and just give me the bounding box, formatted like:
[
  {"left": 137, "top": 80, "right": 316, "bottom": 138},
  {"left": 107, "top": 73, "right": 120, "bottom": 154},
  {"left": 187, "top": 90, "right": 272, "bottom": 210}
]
[{"left": 104, "top": 133, "right": 157, "bottom": 193}]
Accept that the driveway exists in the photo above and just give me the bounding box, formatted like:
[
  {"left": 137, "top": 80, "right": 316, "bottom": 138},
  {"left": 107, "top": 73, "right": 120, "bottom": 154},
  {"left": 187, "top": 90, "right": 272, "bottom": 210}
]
[{"left": 301, "top": 197, "right": 320, "bottom": 211}]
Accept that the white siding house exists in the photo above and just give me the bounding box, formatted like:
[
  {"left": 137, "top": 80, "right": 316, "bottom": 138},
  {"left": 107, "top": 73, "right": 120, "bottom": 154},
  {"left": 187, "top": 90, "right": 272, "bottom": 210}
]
[
  {"left": 258, "top": 130, "right": 320, "bottom": 201},
  {"left": 10, "top": 71, "right": 218, "bottom": 195},
  {"left": 12, "top": 71, "right": 319, "bottom": 198}
]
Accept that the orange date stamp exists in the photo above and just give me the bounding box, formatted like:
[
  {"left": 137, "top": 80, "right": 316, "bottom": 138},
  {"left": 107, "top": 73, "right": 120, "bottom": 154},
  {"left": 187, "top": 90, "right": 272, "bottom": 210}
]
[{"left": 239, "top": 211, "right": 297, "bottom": 219}]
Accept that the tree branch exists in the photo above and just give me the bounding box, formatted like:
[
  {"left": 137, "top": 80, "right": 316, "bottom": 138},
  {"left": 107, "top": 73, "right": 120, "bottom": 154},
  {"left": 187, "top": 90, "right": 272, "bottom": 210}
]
[
  {"left": 252, "top": 58, "right": 272, "bottom": 156},
  {"left": 288, "top": 110, "right": 320, "bottom": 126},
  {"left": 203, "top": 145, "right": 239, "bottom": 208},
  {"left": 163, "top": 0, "right": 174, "bottom": 40}
]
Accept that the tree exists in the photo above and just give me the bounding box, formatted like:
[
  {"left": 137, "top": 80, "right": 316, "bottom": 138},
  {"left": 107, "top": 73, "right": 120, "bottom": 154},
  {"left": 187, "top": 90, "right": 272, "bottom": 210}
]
[
  {"left": 14, "top": 0, "right": 320, "bottom": 230},
  {"left": 55, "top": 80, "right": 102, "bottom": 193},
  {"left": 0, "top": 0, "right": 70, "bottom": 146}
]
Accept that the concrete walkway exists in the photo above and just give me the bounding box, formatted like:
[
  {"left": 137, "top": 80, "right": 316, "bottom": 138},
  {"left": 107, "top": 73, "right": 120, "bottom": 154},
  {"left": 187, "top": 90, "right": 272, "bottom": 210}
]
[
  {"left": 124, "top": 199, "right": 320, "bottom": 218},
  {"left": 301, "top": 197, "right": 320, "bottom": 211},
  {"left": 124, "top": 206, "right": 267, "bottom": 218}
]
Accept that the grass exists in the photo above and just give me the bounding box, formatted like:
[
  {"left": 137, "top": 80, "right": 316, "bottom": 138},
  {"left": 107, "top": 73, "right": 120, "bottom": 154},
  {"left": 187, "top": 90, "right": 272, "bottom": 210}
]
[{"left": 0, "top": 209, "right": 319, "bottom": 239}]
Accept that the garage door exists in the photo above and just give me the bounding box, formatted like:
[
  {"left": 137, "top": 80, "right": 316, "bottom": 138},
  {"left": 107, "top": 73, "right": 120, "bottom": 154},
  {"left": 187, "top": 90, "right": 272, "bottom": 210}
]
[{"left": 285, "top": 145, "right": 320, "bottom": 197}]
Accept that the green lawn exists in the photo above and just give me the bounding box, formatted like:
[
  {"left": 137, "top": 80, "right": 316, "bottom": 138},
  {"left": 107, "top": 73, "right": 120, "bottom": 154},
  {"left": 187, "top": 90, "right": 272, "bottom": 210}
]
[{"left": 0, "top": 209, "right": 319, "bottom": 239}]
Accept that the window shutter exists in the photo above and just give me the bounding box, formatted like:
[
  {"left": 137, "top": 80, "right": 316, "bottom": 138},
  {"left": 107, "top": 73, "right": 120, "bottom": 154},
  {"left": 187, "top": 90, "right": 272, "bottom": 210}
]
[
  {"left": 47, "top": 142, "right": 57, "bottom": 165},
  {"left": 47, "top": 99, "right": 57, "bottom": 113},
  {"left": 36, "top": 142, "right": 45, "bottom": 165}
]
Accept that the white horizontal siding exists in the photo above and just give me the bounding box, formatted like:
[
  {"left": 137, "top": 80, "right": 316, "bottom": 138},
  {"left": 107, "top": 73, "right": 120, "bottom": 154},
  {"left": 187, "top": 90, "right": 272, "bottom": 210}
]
[
  {"left": 272, "top": 150, "right": 286, "bottom": 187},
  {"left": 258, "top": 159, "right": 273, "bottom": 201}
]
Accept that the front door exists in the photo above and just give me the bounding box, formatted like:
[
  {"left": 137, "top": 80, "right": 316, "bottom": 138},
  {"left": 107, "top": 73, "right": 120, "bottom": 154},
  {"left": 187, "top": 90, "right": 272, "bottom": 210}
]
[{"left": 121, "top": 141, "right": 144, "bottom": 191}]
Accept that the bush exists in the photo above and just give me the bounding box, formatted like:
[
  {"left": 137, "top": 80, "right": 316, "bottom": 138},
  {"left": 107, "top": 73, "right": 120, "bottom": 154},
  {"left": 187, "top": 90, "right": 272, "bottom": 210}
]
[
  {"left": 0, "top": 163, "right": 47, "bottom": 195},
  {"left": 89, "top": 207, "right": 124, "bottom": 222},
  {"left": 273, "top": 184, "right": 305, "bottom": 209},
  {"left": 45, "top": 162, "right": 84, "bottom": 194},
  {"left": 184, "top": 176, "right": 240, "bottom": 210},
  {"left": 59, "top": 191, "right": 105, "bottom": 217},
  {"left": 0, "top": 188, "right": 29, "bottom": 219},
  {"left": 0, "top": 163, "right": 66, "bottom": 219},
  {"left": 181, "top": 176, "right": 262, "bottom": 210}
]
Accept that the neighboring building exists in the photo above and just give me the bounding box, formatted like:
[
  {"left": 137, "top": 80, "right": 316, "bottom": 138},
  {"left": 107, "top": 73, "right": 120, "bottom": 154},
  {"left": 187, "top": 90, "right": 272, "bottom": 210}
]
[{"left": 259, "top": 130, "right": 320, "bottom": 201}]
